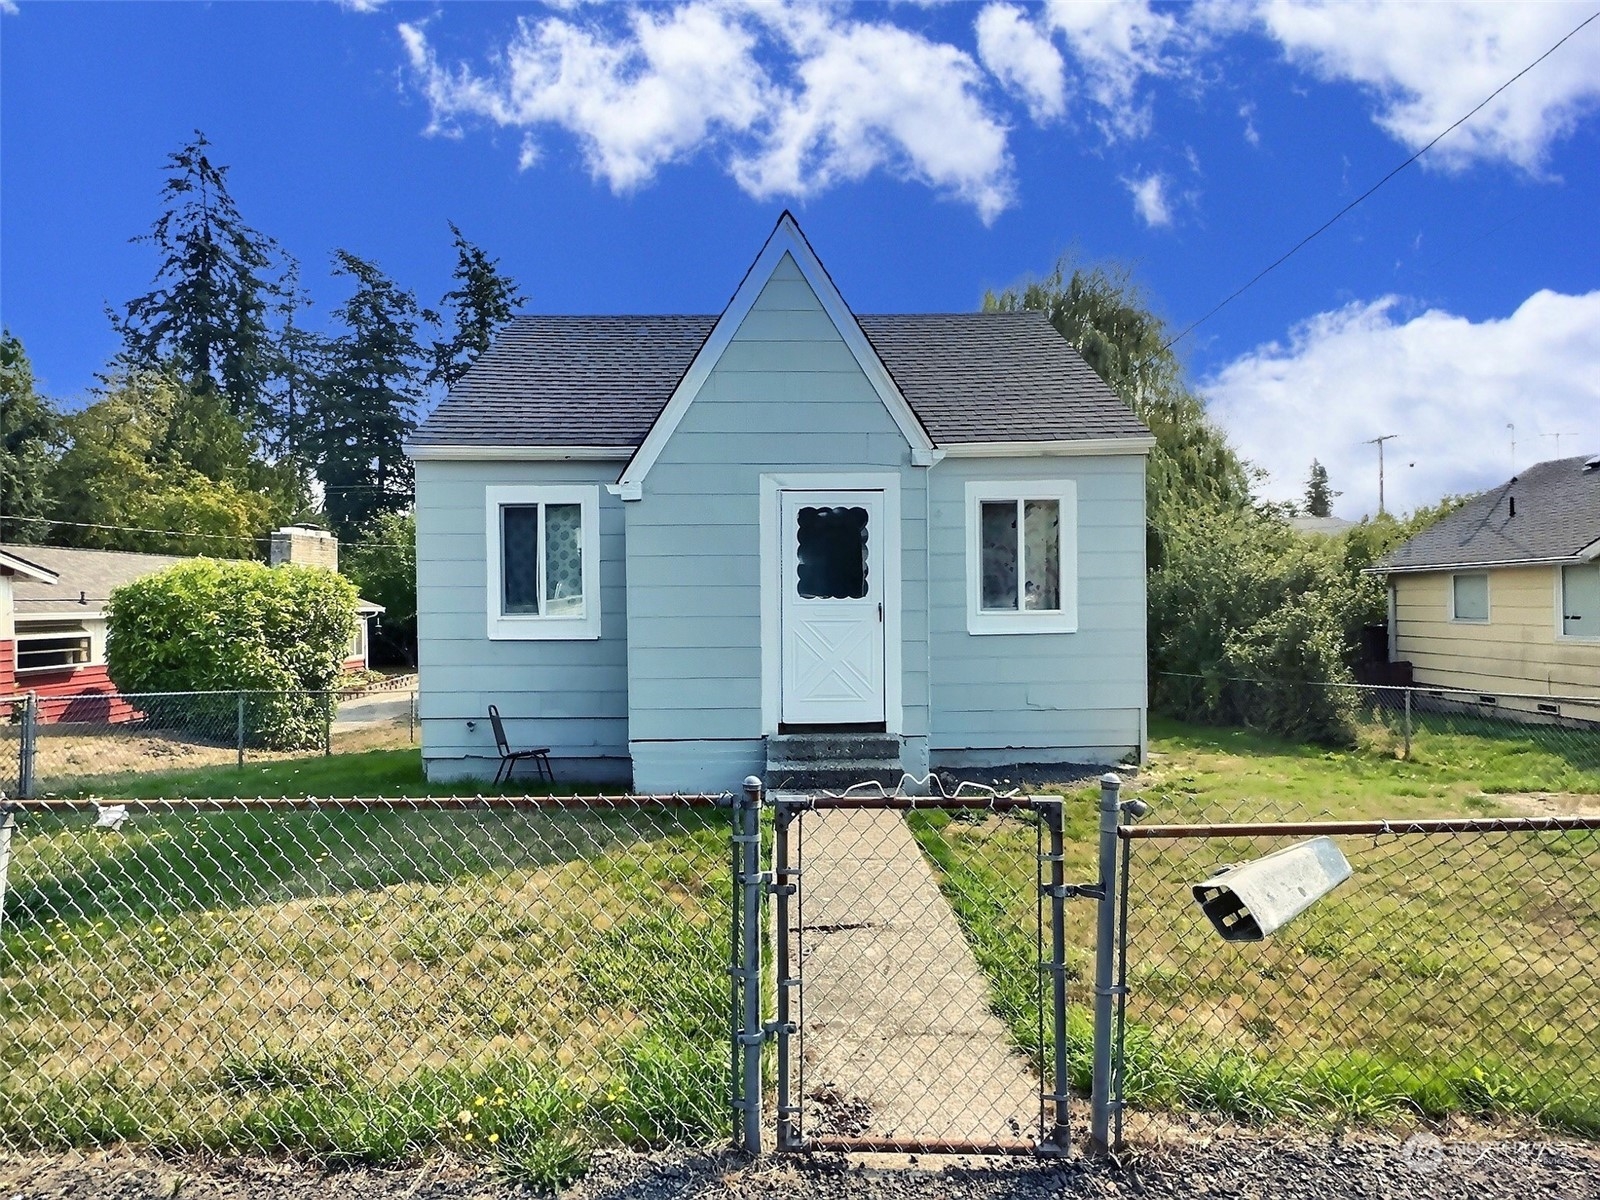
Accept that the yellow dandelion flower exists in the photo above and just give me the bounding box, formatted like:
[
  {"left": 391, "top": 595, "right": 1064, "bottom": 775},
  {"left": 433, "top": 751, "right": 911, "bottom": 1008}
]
[
  {"left": 493, "top": 1086, "right": 505, "bottom": 1096},
  {"left": 464, "top": 1132, "right": 474, "bottom": 1142},
  {"left": 473, "top": 1095, "right": 486, "bottom": 1107},
  {"left": 487, "top": 1133, "right": 499, "bottom": 1145}
]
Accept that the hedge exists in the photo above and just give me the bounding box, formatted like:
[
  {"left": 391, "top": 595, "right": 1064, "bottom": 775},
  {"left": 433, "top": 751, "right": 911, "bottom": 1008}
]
[{"left": 106, "top": 559, "right": 358, "bottom": 750}]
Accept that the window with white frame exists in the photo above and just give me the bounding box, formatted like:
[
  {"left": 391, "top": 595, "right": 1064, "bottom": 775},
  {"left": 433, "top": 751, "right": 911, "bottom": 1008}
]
[
  {"left": 16, "top": 625, "right": 93, "bottom": 671},
  {"left": 965, "top": 480, "right": 1077, "bottom": 634},
  {"left": 1451, "top": 572, "right": 1490, "bottom": 623},
  {"left": 485, "top": 485, "right": 602, "bottom": 639},
  {"left": 1560, "top": 563, "right": 1600, "bottom": 639}
]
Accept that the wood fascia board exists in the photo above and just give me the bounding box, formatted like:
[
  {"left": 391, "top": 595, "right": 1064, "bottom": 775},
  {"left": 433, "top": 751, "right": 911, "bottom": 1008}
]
[
  {"left": 0, "top": 551, "right": 58, "bottom": 585},
  {"left": 405, "top": 444, "right": 631, "bottom": 462},
  {"left": 938, "top": 437, "right": 1157, "bottom": 459},
  {"left": 615, "top": 213, "right": 932, "bottom": 496}
]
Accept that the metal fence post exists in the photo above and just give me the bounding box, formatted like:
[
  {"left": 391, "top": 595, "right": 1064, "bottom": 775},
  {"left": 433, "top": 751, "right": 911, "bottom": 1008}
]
[
  {"left": 1403, "top": 687, "right": 1413, "bottom": 760},
  {"left": 1090, "top": 772, "right": 1123, "bottom": 1153},
  {"left": 0, "top": 805, "right": 16, "bottom": 930},
  {"left": 324, "top": 692, "right": 333, "bottom": 757},
  {"left": 734, "top": 775, "right": 765, "bottom": 1155},
  {"left": 409, "top": 690, "right": 417, "bottom": 744},
  {"left": 1042, "top": 798, "right": 1070, "bottom": 1153},
  {"left": 236, "top": 692, "right": 246, "bottom": 768},
  {"left": 773, "top": 798, "right": 799, "bottom": 1151},
  {"left": 18, "top": 694, "right": 37, "bottom": 800}
]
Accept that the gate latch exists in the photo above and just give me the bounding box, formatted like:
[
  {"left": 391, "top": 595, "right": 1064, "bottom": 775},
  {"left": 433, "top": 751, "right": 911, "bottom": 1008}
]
[{"left": 1041, "top": 882, "right": 1105, "bottom": 901}]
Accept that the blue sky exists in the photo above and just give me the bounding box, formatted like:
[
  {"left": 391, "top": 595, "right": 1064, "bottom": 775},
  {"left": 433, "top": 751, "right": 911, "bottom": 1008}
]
[{"left": 3, "top": 1, "right": 1598, "bottom": 517}]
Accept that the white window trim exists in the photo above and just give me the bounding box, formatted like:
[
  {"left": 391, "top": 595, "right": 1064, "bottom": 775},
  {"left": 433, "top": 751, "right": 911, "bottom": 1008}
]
[
  {"left": 965, "top": 480, "right": 1078, "bottom": 636},
  {"left": 485, "top": 484, "right": 602, "bottom": 641},
  {"left": 14, "top": 629, "right": 96, "bottom": 673},
  {"left": 1556, "top": 562, "right": 1600, "bottom": 642},
  {"left": 1448, "top": 570, "right": 1491, "bottom": 625}
]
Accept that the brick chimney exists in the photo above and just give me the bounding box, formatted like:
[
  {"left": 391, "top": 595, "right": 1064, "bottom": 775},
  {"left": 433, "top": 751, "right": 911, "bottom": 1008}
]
[{"left": 269, "top": 526, "right": 339, "bottom": 572}]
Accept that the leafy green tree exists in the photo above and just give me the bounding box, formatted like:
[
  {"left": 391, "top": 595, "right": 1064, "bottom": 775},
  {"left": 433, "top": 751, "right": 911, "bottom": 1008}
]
[
  {"left": 342, "top": 512, "right": 416, "bottom": 666},
  {"left": 113, "top": 131, "right": 290, "bottom": 436},
  {"left": 45, "top": 370, "right": 293, "bottom": 556},
  {"left": 984, "top": 258, "right": 1252, "bottom": 528},
  {"left": 1305, "top": 459, "right": 1335, "bottom": 517},
  {"left": 267, "top": 274, "right": 333, "bottom": 488},
  {"left": 0, "top": 331, "right": 61, "bottom": 543},
  {"left": 425, "top": 223, "right": 527, "bottom": 391},
  {"left": 312, "top": 252, "right": 422, "bottom": 539}
]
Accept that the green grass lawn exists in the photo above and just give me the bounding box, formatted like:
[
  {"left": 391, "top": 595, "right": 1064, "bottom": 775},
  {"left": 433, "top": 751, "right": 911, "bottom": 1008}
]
[
  {"left": 910, "top": 714, "right": 1600, "bottom": 1139},
  {"left": 0, "top": 793, "right": 732, "bottom": 1188},
  {"left": 74, "top": 747, "right": 569, "bottom": 801}
]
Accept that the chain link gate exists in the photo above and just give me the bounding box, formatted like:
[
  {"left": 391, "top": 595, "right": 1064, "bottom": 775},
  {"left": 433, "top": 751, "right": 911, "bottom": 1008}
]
[{"left": 763, "top": 787, "right": 1089, "bottom": 1157}]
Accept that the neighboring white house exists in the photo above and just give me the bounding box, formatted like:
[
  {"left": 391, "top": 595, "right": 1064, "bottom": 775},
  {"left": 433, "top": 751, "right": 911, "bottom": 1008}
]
[{"left": 405, "top": 214, "right": 1155, "bottom": 792}]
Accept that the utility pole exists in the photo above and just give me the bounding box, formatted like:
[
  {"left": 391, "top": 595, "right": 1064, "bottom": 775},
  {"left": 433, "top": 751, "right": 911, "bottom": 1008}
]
[
  {"left": 1542, "top": 432, "right": 1579, "bottom": 457},
  {"left": 1364, "top": 434, "right": 1398, "bottom": 515}
]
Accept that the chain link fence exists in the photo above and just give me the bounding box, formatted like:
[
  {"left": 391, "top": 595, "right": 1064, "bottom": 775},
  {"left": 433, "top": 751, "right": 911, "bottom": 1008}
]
[
  {"left": 0, "top": 794, "right": 733, "bottom": 1186},
  {"left": 1, "top": 688, "right": 419, "bottom": 799},
  {"left": 1115, "top": 809, "right": 1600, "bottom": 1142}
]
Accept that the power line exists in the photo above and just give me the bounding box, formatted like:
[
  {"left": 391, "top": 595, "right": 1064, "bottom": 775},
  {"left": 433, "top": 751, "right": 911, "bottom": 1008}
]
[{"left": 1160, "top": 8, "right": 1600, "bottom": 356}]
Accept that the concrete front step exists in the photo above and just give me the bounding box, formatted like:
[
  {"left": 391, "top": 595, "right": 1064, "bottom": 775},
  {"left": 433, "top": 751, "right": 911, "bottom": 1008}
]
[
  {"left": 763, "top": 758, "right": 907, "bottom": 793},
  {"left": 767, "top": 732, "right": 902, "bottom": 762}
]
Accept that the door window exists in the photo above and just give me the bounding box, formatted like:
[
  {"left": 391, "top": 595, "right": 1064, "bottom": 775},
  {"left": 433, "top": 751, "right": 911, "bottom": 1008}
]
[{"left": 795, "top": 506, "right": 869, "bottom": 600}]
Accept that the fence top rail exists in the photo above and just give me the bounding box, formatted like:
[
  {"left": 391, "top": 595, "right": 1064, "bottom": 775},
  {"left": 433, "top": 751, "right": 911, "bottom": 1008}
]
[
  {"left": 1151, "top": 672, "right": 1600, "bottom": 709},
  {"left": 1, "top": 793, "right": 736, "bottom": 815},
  {"left": 776, "top": 794, "right": 1054, "bottom": 813},
  {"left": 1121, "top": 815, "right": 1600, "bottom": 839}
]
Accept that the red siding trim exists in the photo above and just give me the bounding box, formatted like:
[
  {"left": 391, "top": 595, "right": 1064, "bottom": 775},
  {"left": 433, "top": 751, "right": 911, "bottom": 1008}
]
[{"left": 0, "top": 637, "right": 14, "bottom": 695}]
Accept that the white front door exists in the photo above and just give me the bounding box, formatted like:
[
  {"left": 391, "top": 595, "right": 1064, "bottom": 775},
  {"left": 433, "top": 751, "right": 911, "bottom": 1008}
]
[{"left": 780, "top": 490, "right": 886, "bottom": 724}]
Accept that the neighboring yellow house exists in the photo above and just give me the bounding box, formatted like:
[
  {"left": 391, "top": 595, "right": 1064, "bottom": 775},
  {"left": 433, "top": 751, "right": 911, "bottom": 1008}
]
[{"left": 1372, "top": 453, "right": 1600, "bottom": 721}]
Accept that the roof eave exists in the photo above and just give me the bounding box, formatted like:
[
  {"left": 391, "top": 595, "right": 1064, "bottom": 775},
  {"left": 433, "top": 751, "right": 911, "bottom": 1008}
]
[
  {"left": 1365, "top": 553, "right": 1590, "bottom": 576},
  {"left": 939, "top": 436, "right": 1156, "bottom": 459},
  {"left": 405, "top": 444, "right": 634, "bottom": 462}
]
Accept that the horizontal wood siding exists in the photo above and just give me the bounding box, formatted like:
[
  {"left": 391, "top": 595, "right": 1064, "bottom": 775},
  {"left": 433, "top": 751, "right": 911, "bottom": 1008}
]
[
  {"left": 414, "top": 458, "right": 631, "bottom": 780},
  {"left": 928, "top": 455, "right": 1147, "bottom": 758},
  {"left": 1394, "top": 567, "right": 1600, "bottom": 702},
  {"left": 626, "top": 252, "right": 929, "bottom": 784}
]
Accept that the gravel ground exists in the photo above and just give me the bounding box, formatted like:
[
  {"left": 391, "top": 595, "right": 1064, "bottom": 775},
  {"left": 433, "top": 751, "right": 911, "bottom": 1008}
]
[{"left": 4, "top": 1132, "right": 1598, "bottom": 1200}]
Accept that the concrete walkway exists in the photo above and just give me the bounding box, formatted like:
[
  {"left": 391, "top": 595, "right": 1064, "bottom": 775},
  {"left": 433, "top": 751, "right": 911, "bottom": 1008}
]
[{"left": 791, "top": 804, "right": 1040, "bottom": 1146}]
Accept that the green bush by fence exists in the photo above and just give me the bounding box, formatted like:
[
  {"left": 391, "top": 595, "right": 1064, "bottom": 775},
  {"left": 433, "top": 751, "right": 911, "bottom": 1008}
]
[{"left": 106, "top": 559, "right": 357, "bottom": 749}]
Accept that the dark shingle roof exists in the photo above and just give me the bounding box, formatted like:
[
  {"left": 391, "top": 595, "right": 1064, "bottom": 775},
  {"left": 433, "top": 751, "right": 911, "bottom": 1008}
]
[
  {"left": 2, "top": 543, "right": 385, "bottom": 617},
  {"left": 6, "top": 545, "right": 190, "bottom": 615},
  {"left": 410, "top": 311, "right": 1148, "bottom": 449},
  {"left": 1378, "top": 454, "right": 1600, "bottom": 571}
]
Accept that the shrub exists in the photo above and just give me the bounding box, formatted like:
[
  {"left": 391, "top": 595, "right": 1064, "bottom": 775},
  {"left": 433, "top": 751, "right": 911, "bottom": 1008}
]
[
  {"left": 106, "top": 559, "right": 358, "bottom": 749},
  {"left": 1150, "top": 505, "right": 1361, "bottom": 743}
]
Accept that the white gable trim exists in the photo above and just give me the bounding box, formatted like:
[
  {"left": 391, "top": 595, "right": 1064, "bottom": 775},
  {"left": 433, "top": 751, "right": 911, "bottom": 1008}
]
[
  {"left": 615, "top": 213, "right": 933, "bottom": 497},
  {"left": 0, "top": 550, "right": 58, "bottom": 585}
]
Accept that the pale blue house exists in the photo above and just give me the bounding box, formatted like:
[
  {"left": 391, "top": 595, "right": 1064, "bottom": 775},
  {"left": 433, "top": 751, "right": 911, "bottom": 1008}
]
[{"left": 406, "top": 215, "right": 1153, "bottom": 792}]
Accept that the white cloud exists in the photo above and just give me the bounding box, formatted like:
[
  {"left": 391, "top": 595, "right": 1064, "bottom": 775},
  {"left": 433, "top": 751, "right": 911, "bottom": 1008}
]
[
  {"left": 336, "top": 0, "right": 388, "bottom": 12},
  {"left": 1239, "top": 100, "right": 1260, "bottom": 146},
  {"left": 1044, "top": 0, "right": 1184, "bottom": 139},
  {"left": 401, "top": 3, "right": 1013, "bottom": 221},
  {"left": 1123, "top": 171, "right": 1172, "bottom": 226},
  {"left": 1, "top": 1, "right": 20, "bottom": 15},
  {"left": 975, "top": 3, "right": 1066, "bottom": 122},
  {"left": 1203, "top": 290, "right": 1600, "bottom": 518},
  {"left": 1252, "top": 0, "right": 1600, "bottom": 172}
]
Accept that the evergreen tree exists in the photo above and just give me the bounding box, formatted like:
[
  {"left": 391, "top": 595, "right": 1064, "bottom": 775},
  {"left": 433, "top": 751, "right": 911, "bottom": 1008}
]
[
  {"left": 313, "top": 251, "right": 422, "bottom": 539},
  {"left": 268, "top": 271, "right": 333, "bottom": 489},
  {"left": 0, "top": 331, "right": 61, "bottom": 544},
  {"left": 1304, "top": 460, "right": 1335, "bottom": 518},
  {"left": 425, "top": 222, "right": 526, "bottom": 391},
  {"left": 113, "top": 131, "right": 289, "bottom": 435}
]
